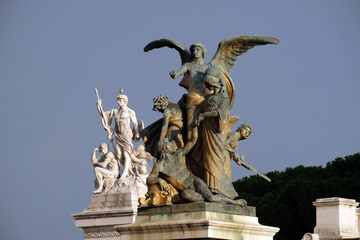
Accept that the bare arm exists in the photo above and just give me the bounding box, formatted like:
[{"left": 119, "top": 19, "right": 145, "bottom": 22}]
[
  {"left": 93, "top": 153, "right": 113, "bottom": 168},
  {"left": 131, "top": 153, "right": 143, "bottom": 164},
  {"left": 91, "top": 148, "right": 99, "bottom": 165},
  {"left": 224, "top": 142, "right": 245, "bottom": 165},
  {"left": 97, "top": 100, "right": 114, "bottom": 120},
  {"left": 97, "top": 103, "right": 114, "bottom": 140},
  {"left": 183, "top": 124, "right": 198, "bottom": 155},
  {"left": 129, "top": 109, "right": 140, "bottom": 139},
  {"left": 146, "top": 164, "right": 160, "bottom": 185},
  {"left": 160, "top": 110, "right": 170, "bottom": 140},
  {"left": 170, "top": 63, "right": 189, "bottom": 79},
  {"left": 146, "top": 164, "right": 168, "bottom": 189},
  {"left": 96, "top": 100, "right": 104, "bottom": 117},
  {"left": 198, "top": 111, "right": 218, "bottom": 121}
]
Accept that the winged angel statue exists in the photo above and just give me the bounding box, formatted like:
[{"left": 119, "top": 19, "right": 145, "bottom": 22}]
[{"left": 141, "top": 35, "right": 279, "bottom": 205}]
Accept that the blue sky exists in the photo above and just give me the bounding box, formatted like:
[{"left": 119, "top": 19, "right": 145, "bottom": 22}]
[{"left": 0, "top": 1, "right": 359, "bottom": 239}]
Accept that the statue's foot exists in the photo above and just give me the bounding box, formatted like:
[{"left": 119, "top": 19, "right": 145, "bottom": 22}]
[
  {"left": 233, "top": 198, "right": 247, "bottom": 206},
  {"left": 181, "top": 189, "right": 204, "bottom": 202},
  {"left": 93, "top": 188, "right": 102, "bottom": 194}
]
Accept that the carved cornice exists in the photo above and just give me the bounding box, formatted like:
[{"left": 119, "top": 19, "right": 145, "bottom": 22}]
[
  {"left": 116, "top": 219, "right": 279, "bottom": 236},
  {"left": 71, "top": 209, "right": 134, "bottom": 220},
  {"left": 84, "top": 230, "right": 120, "bottom": 238}
]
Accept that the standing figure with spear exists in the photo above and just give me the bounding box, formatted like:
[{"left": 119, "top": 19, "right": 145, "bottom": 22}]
[{"left": 95, "top": 88, "right": 143, "bottom": 182}]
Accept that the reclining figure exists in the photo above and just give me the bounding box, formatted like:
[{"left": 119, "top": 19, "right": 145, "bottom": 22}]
[{"left": 139, "top": 123, "right": 247, "bottom": 206}]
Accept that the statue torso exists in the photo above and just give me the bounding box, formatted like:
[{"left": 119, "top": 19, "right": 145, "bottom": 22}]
[
  {"left": 180, "top": 62, "right": 209, "bottom": 96},
  {"left": 159, "top": 150, "right": 193, "bottom": 191}
]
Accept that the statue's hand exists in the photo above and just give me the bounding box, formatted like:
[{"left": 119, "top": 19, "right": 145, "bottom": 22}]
[
  {"left": 94, "top": 148, "right": 100, "bottom": 152},
  {"left": 135, "top": 133, "right": 140, "bottom": 140},
  {"left": 198, "top": 114, "right": 205, "bottom": 122},
  {"left": 191, "top": 119, "right": 199, "bottom": 128},
  {"left": 107, "top": 133, "right": 113, "bottom": 141},
  {"left": 158, "top": 179, "right": 170, "bottom": 192},
  {"left": 234, "top": 153, "right": 245, "bottom": 165},
  {"left": 169, "top": 71, "right": 176, "bottom": 79}
]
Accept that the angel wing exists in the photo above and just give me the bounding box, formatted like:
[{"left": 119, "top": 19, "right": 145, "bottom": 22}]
[
  {"left": 144, "top": 39, "right": 192, "bottom": 65},
  {"left": 209, "top": 35, "right": 279, "bottom": 107},
  {"left": 210, "top": 35, "right": 279, "bottom": 75}
]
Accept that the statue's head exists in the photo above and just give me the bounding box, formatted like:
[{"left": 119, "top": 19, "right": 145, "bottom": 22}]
[
  {"left": 99, "top": 143, "right": 109, "bottom": 153},
  {"left": 190, "top": 43, "right": 207, "bottom": 59},
  {"left": 237, "top": 123, "right": 253, "bottom": 139},
  {"left": 152, "top": 95, "right": 169, "bottom": 112},
  {"left": 158, "top": 138, "right": 176, "bottom": 157},
  {"left": 117, "top": 88, "right": 128, "bottom": 108}
]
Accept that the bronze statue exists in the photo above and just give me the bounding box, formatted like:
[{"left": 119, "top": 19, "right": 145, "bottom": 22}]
[
  {"left": 139, "top": 131, "right": 247, "bottom": 206},
  {"left": 153, "top": 95, "right": 185, "bottom": 150},
  {"left": 140, "top": 94, "right": 187, "bottom": 159},
  {"left": 142, "top": 35, "right": 279, "bottom": 203}
]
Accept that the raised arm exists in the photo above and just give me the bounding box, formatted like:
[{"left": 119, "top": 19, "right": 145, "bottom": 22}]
[
  {"left": 169, "top": 63, "right": 189, "bottom": 79},
  {"left": 91, "top": 148, "right": 100, "bottom": 165},
  {"left": 96, "top": 99, "right": 114, "bottom": 140},
  {"left": 160, "top": 109, "right": 170, "bottom": 140},
  {"left": 183, "top": 124, "right": 198, "bottom": 155},
  {"left": 96, "top": 99, "right": 105, "bottom": 117}
]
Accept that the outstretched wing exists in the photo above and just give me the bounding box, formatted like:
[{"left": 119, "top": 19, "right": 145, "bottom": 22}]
[
  {"left": 144, "top": 39, "right": 192, "bottom": 65},
  {"left": 210, "top": 35, "right": 279, "bottom": 75},
  {"left": 210, "top": 35, "right": 279, "bottom": 108}
]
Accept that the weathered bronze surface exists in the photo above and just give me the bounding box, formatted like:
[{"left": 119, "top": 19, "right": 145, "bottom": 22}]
[
  {"left": 141, "top": 35, "right": 279, "bottom": 206},
  {"left": 138, "top": 201, "right": 256, "bottom": 217}
]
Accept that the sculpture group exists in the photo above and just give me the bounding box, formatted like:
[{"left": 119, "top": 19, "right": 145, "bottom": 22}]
[
  {"left": 92, "top": 88, "right": 152, "bottom": 194},
  {"left": 91, "top": 35, "right": 278, "bottom": 206}
]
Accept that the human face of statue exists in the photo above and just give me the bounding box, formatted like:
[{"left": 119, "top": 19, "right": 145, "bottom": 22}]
[
  {"left": 240, "top": 127, "right": 251, "bottom": 139},
  {"left": 192, "top": 46, "right": 203, "bottom": 59},
  {"left": 163, "top": 140, "right": 176, "bottom": 153},
  {"left": 100, "top": 145, "right": 108, "bottom": 154},
  {"left": 153, "top": 102, "right": 165, "bottom": 113},
  {"left": 118, "top": 98, "right": 126, "bottom": 108}
]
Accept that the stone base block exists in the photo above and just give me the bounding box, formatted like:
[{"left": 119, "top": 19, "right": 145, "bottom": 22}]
[
  {"left": 72, "top": 192, "right": 143, "bottom": 240},
  {"left": 115, "top": 202, "right": 279, "bottom": 240},
  {"left": 313, "top": 197, "right": 359, "bottom": 240}
]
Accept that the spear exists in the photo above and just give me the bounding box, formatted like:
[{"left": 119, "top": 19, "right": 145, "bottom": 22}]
[
  {"left": 95, "top": 88, "right": 105, "bottom": 120},
  {"left": 94, "top": 88, "right": 121, "bottom": 172}
]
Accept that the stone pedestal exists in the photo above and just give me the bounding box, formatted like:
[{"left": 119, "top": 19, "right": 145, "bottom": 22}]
[
  {"left": 115, "top": 202, "right": 279, "bottom": 240},
  {"left": 72, "top": 190, "right": 146, "bottom": 239},
  {"left": 313, "top": 197, "right": 359, "bottom": 240}
]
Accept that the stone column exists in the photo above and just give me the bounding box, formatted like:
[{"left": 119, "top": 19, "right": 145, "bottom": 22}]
[{"left": 313, "top": 197, "right": 359, "bottom": 239}]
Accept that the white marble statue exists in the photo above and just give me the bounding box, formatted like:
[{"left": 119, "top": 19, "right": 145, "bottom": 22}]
[
  {"left": 95, "top": 88, "right": 143, "bottom": 182},
  {"left": 91, "top": 143, "right": 119, "bottom": 194},
  {"left": 130, "top": 145, "right": 153, "bottom": 177}
]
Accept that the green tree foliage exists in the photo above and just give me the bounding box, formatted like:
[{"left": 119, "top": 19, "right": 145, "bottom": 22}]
[{"left": 233, "top": 152, "right": 360, "bottom": 240}]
